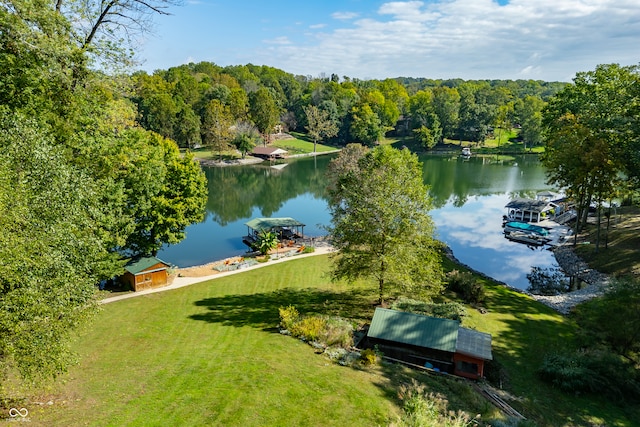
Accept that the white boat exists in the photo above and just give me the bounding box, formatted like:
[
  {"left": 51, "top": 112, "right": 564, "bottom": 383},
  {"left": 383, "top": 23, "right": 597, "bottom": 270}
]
[
  {"left": 461, "top": 147, "right": 471, "bottom": 157},
  {"left": 504, "top": 230, "right": 550, "bottom": 246}
]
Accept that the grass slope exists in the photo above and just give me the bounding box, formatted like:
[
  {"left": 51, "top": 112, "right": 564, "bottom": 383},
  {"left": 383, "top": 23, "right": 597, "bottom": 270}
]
[{"left": 24, "top": 255, "right": 639, "bottom": 426}]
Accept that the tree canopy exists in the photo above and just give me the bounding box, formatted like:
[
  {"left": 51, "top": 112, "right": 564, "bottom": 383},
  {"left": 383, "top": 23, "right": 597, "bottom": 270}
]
[
  {"left": 327, "top": 145, "right": 443, "bottom": 304},
  {"left": 542, "top": 64, "right": 640, "bottom": 248},
  {"left": 0, "top": 0, "right": 207, "bottom": 383}
]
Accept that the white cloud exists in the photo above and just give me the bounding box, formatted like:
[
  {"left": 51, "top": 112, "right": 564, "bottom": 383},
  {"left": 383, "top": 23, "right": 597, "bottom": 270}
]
[
  {"left": 332, "top": 11, "right": 360, "bottom": 20},
  {"left": 264, "top": 36, "right": 292, "bottom": 46},
  {"left": 256, "top": 0, "right": 640, "bottom": 80},
  {"left": 309, "top": 23, "right": 326, "bottom": 29}
]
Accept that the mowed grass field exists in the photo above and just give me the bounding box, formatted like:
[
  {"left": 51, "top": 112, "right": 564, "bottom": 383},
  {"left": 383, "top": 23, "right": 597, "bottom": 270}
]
[
  {"left": 24, "top": 255, "right": 639, "bottom": 426},
  {"left": 30, "top": 256, "right": 400, "bottom": 426}
]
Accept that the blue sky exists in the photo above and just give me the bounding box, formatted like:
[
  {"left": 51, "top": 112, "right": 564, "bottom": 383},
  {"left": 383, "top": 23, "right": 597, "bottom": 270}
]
[{"left": 137, "top": 0, "right": 640, "bottom": 82}]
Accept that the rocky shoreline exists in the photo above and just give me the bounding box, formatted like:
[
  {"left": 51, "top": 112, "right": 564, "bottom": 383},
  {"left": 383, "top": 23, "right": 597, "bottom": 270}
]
[
  {"left": 444, "top": 243, "right": 609, "bottom": 315},
  {"left": 534, "top": 245, "right": 609, "bottom": 314}
]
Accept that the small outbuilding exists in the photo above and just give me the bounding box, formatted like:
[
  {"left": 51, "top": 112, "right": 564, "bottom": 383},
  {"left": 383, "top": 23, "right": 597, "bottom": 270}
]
[
  {"left": 362, "top": 308, "right": 493, "bottom": 380},
  {"left": 121, "top": 256, "right": 172, "bottom": 292}
]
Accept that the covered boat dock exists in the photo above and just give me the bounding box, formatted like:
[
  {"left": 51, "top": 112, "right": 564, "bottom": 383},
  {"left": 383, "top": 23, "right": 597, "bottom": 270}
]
[
  {"left": 243, "top": 217, "right": 305, "bottom": 248},
  {"left": 505, "top": 198, "right": 557, "bottom": 223}
]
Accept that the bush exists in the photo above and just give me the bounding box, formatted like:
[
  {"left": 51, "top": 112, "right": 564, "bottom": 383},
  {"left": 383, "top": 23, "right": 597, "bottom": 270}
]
[
  {"left": 526, "top": 266, "right": 569, "bottom": 295},
  {"left": 391, "top": 297, "right": 467, "bottom": 321},
  {"left": 279, "top": 306, "right": 354, "bottom": 348},
  {"left": 393, "top": 380, "right": 475, "bottom": 427},
  {"left": 538, "top": 350, "right": 640, "bottom": 402},
  {"left": 360, "top": 348, "right": 377, "bottom": 366},
  {"left": 290, "top": 316, "right": 327, "bottom": 342},
  {"left": 278, "top": 305, "right": 299, "bottom": 330},
  {"left": 446, "top": 270, "right": 485, "bottom": 304},
  {"left": 321, "top": 317, "right": 354, "bottom": 348}
]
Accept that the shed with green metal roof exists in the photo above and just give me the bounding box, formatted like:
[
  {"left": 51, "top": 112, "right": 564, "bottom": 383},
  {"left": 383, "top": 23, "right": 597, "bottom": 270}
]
[
  {"left": 364, "top": 308, "right": 492, "bottom": 379},
  {"left": 121, "top": 256, "right": 172, "bottom": 292}
]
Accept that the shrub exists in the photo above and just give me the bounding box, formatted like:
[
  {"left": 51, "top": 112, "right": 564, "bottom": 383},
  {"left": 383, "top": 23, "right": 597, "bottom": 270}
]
[
  {"left": 360, "top": 348, "right": 377, "bottom": 366},
  {"left": 391, "top": 297, "right": 467, "bottom": 321},
  {"left": 290, "top": 316, "right": 327, "bottom": 342},
  {"left": 538, "top": 350, "right": 640, "bottom": 402},
  {"left": 446, "top": 270, "right": 485, "bottom": 304},
  {"left": 393, "top": 380, "right": 475, "bottom": 427},
  {"left": 320, "top": 317, "right": 354, "bottom": 347},
  {"left": 278, "top": 305, "right": 300, "bottom": 330},
  {"left": 428, "top": 302, "right": 467, "bottom": 321},
  {"left": 526, "top": 266, "right": 569, "bottom": 295},
  {"left": 301, "top": 246, "right": 315, "bottom": 254}
]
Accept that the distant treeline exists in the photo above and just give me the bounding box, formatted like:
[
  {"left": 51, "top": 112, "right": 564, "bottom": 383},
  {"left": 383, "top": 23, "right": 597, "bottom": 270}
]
[{"left": 131, "top": 62, "right": 567, "bottom": 149}]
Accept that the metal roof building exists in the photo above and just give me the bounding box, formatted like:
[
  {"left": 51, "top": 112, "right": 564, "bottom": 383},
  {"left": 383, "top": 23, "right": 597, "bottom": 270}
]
[{"left": 365, "top": 308, "right": 493, "bottom": 379}]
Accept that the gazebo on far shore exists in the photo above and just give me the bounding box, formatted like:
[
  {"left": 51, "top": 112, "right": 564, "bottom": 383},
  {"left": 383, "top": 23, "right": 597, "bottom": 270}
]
[
  {"left": 242, "top": 217, "right": 305, "bottom": 248},
  {"left": 252, "top": 146, "right": 288, "bottom": 160}
]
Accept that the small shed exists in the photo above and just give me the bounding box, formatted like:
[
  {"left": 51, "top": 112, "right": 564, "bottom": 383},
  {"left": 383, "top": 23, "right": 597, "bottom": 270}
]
[
  {"left": 363, "top": 308, "right": 492, "bottom": 379},
  {"left": 121, "top": 256, "right": 171, "bottom": 292},
  {"left": 252, "top": 146, "right": 288, "bottom": 160}
]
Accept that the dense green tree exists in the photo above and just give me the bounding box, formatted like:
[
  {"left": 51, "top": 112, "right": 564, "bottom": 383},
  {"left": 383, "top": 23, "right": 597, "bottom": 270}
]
[
  {"left": 327, "top": 145, "right": 443, "bottom": 304},
  {"left": 349, "top": 103, "right": 383, "bottom": 146},
  {"left": 542, "top": 64, "right": 633, "bottom": 245},
  {"left": 361, "top": 89, "right": 398, "bottom": 130},
  {"left": 303, "top": 104, "right": 338, "bottom": 152},
  {"left": 413, "top": 122, "right": 441, "bottom": 150},
  {"left": 231, "top": 121, "right": 260, "bottom": 158},
  {"left": 0, "top": 0, "right": 207, "bottom": 384},
  {"left": 138, "top": 92, "right": 179, "bottom": 139},
  {"left": 202, "top": 99, "right": 233, "bottom": 153},
  {"left": 249, "top": 87, "right": 280, "bottom": 145},
  {"left": 123, "top": 130, "right": 208, "bottom": 256},
  {"left": 325, "top": 143, "right": 369, "bottom": 197},
  {"left": 0, "top": 113, "right": 118, "bottom": 381},
  {"left": 408, "top": 90, "right": 434, "bottom": 129},
  {"left": 517, "top": 95, "right": 545, "bottom": 149},
  {"left": 376, "top": 78, "right": 409, "bottom": 115},
  {"left": 431, "top": 86, "right": 460, "bottom": 139},
  {"left": 174, "top": 103, "right": 202, "bottom": 148}
]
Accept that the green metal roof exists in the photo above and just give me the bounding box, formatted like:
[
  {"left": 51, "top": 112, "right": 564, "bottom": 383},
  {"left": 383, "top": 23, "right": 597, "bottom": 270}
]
[
  {"left": 367, "top": 308, "right": 459, "bottom": 353},
  {"left": 457, "top": 327, "right": 493, "bottom": 360},
  {"left": 244, "top": 217, "right": 305, "bottom": 232},
  {"left": 124, "top": 256, "right": 171, "bottom": 275}
]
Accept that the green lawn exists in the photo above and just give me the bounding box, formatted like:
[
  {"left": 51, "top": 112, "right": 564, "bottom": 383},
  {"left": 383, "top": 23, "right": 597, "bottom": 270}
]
[
  {"left": 272, "top": 134, "right": 338, "bottom": 154},
  {"left": 19, "top": 255, "right": 639, "bottom": 426}
]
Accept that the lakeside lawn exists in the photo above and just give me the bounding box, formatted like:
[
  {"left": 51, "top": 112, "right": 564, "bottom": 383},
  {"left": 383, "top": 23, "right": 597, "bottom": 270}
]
[
  {"left": 274, "top": 133, "right": 338, "bottom": 154},
  {"left": 184, "top": 134, "right": 338, "bottom": 161},
  {"left": 19, "top": 255, "right": 638, "bottom": 426}
]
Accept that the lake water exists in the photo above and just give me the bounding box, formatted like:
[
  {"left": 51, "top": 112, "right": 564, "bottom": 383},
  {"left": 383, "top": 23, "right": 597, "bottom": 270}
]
[{"left": 158, "top": 153, "right": 559, "bottom": 290}]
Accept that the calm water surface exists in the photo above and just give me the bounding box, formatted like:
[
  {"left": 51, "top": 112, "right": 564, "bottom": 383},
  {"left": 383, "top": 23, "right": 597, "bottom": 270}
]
[{"left": 158, "top": 153, "right": 559, "bottom": 290}]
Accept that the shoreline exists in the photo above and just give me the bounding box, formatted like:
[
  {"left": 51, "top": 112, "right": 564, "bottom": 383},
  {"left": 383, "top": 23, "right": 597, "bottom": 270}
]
[
  {"left": 103, "top": 234, "right": 609, "bottom": 314},
  {"left": 101, "top": 243, "right": 336, "bottom": 304},
  {"left": 196, "top": 149, "right": 341, "bottom": 168}
]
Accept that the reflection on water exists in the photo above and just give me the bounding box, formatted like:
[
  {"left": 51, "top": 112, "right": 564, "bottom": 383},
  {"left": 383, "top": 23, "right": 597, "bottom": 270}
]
[
  {"left": 158, "top": 153, "right": 558, "bottom": 290},
  {"left": 432, "top": 193, "right": 559, "bottom": 290}
]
